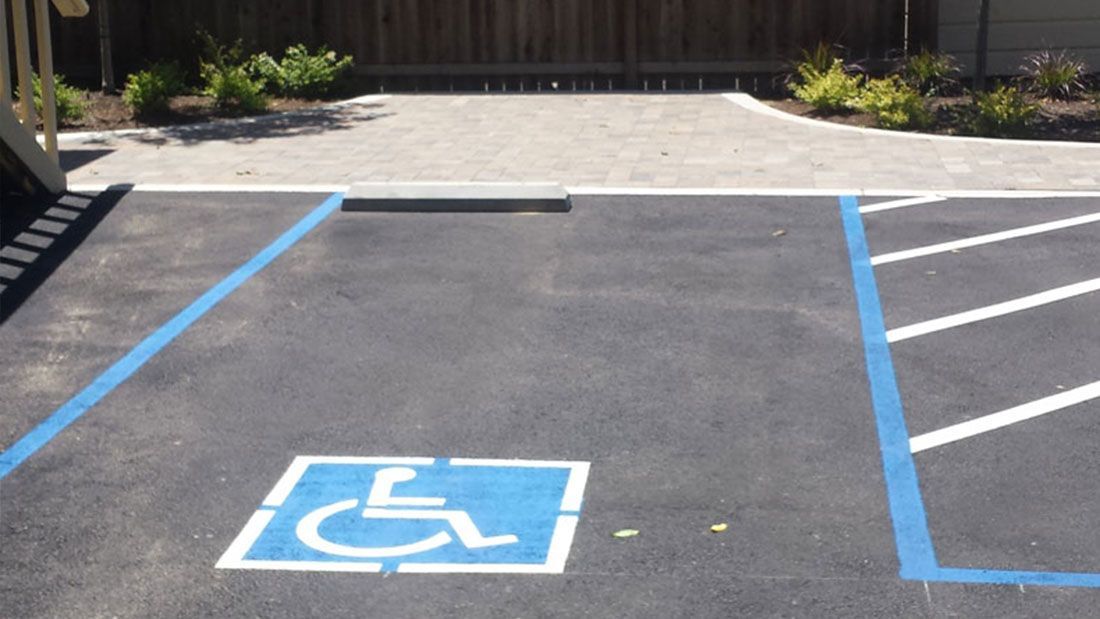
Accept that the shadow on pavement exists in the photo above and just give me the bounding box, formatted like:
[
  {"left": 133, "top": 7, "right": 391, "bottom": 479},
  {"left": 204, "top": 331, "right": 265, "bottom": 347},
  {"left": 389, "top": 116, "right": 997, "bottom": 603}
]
[
  {"left": 130, "top": 103, "right": 392, "bottom": 146},
  {"left": 59, "top": 149, "right": 115, "bottom": 172},
  {"left": 1, "top": 188, "right": 129, "bottom": 323}
]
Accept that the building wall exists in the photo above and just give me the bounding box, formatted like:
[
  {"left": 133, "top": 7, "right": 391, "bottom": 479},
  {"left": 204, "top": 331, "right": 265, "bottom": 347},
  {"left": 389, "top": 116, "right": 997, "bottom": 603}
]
[{"left": 940, "top": 0, "right": 1100, "bottom": 76}]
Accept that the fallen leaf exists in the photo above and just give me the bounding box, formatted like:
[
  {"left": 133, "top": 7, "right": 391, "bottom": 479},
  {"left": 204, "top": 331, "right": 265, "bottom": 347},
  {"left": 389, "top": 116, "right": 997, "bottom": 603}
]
[
  {"left": 772, "top": 229, "right": 787, "bottom": 237},
  {"left": 710, "top": 523, "right": 728, "bottom": 533},
  {"left": 612, "top": 529, "right": 639, "bottom": 538},
  {"left": 925, "top": 271, "right": 937, "bottom": 276}
]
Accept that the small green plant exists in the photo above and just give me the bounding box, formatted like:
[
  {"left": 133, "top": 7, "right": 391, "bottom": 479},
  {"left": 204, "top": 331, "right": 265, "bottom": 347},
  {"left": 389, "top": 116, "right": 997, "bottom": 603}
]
[
  {"left": 198, "top": 30, "right": 268, "bottom": 113},
  {"left": 1020, "top": 49, "right": 1089, "bottom": 100},
  {"left": 790, "top": 58, "right": 862, "bottom": 113},
  {"left": 901, "top": 49, "right": 960, "bottom": 96},
  {"left": 122, "top": 62, "right": 187, "bottom": 115},
  {"left": 250, "top": 44, "right": 353, "bottom": 98},
  {"left": 16, "top": 73, "right": 86, "bottom": 124},
  {"left": 968, "top": 84, "right": 1039, "bottom": 137},
  {"left": 799, "top": 42, "right": 841, "bottom": 77},
  {"left": 852, "top": 76, "right": 933, "bottom": 130}
]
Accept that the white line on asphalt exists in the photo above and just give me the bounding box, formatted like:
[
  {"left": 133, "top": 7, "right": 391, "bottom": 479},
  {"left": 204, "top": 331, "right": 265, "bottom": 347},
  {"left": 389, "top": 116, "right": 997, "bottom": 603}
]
[
  {"left": 65, "top": 183, "right": 1100, "bottom": 198},
  {"left": 910, "top": 380, "right": 1100, "bottom": 453},
  {"left": 214, "top": 509, "right": 281, "bottom": 570},
  {"left": 872, "top": 211, "right": 1100, "bottom": 265},
  {"left": 69, "top": 183, "right": 350, "bottom": 194},
  {"left": 567, "top": 186, "right": 860, "bottom": 196},
  {"left": 864, "top": 190, "right": 1100, "bottom": 198},
  {"left": 859, "top": 195, "right": 948, "bottom": 213},
  {"left": 886, "top": 276, "right": 1100, "bottom": 342}
]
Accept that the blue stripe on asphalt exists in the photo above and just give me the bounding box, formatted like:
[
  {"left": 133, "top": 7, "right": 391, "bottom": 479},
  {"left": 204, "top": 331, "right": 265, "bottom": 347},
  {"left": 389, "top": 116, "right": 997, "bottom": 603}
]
[
  {"left": 934, "top": 567, "right": 1100, "bottom": 588},
  {"left": 0, "top": 192, "right": 344, "bottom": 480},
  {"left": 838, "top": 195, "right": 939, "bottom": 579}
]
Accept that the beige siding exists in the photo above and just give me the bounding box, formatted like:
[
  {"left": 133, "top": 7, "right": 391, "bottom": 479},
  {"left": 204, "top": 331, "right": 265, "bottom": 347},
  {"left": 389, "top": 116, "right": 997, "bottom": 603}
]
[{"left": 939, "top": 0, "right": 1100, "bottom": 75}]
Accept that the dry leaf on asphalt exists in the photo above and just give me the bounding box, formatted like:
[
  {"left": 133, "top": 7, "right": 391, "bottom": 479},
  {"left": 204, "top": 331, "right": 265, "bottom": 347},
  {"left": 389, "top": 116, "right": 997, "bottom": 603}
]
[
  {"left": 772, "top": 229, "right": 787, "bottom": 237},
  {"left": 710, "top": 523, "right": 728, "bottom": 533},
  {"left": 612, "top": 529, "right": 640, "bottom": 538}
]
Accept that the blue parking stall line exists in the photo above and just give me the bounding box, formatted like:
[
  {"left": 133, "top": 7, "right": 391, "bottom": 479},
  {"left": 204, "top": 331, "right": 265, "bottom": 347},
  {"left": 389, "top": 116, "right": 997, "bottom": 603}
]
[
  {"left": 931, "top": 567, "right": 1100, "bottom": 589},
  {"left": 841, "top": 194, "right": 1100, "bottom": 589},
  {"left": 0, "top": 192, "right": 345, "bottom": 480},
  {"left": 838, "top": 195, "right": 938, "bottom": 579}
]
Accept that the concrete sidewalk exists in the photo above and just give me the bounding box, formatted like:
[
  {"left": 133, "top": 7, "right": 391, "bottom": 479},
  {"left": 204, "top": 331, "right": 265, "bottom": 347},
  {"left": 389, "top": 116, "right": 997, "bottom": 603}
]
[{"left": 61, "top": 93, "right": 1100, "bottom": 191}]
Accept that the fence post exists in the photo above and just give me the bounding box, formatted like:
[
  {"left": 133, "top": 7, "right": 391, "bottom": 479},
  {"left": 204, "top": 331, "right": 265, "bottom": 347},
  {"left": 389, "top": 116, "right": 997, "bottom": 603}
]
[
  {"left": 622, "top": 0, "right": 638, "bottom": 89},
  {"left": 97, "top": 0, "right": 116, "bottom": 92}
]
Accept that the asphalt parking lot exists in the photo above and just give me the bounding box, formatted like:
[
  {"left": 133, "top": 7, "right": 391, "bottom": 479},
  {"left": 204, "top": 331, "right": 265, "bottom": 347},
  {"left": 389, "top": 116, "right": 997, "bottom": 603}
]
[{"left": 2, "top": 189, "right": 1098, "bottom": 617}]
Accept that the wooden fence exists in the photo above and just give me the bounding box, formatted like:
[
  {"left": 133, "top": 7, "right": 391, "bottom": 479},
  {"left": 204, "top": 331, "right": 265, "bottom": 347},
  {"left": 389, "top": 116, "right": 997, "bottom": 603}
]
[{"left": 48, "top": 0, "right": 939, "bottom": 93}]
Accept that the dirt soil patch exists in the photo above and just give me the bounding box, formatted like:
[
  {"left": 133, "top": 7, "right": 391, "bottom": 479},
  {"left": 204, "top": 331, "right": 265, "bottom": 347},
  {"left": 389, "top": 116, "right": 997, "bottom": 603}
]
[
  {"left": 57, "top": 92, "right": 333, "bottom": 132},
  {"left": 768, "top": 97, "right": 1100, "bottom": 143}
]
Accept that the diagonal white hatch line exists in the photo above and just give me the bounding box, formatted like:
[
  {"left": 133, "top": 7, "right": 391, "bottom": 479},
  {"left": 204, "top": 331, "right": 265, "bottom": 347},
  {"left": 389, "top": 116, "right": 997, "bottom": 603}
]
[
  {"left": 910, "top": 380, "right": 1100, "bottom": 453},
  {"left": 887, "top": 276, "right": 1100, "bottom": 343},
  {"left": 872, "top": 211, "right": 1100, "bottom": 265},
  {"left": 859, "top": 195, "right": 947, "bottom": 214}
]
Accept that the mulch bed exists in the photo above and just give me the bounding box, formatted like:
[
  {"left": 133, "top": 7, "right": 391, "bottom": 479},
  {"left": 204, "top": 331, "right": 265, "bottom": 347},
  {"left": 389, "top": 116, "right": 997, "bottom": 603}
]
[
  {"left": 57, "top": 91, "right": 332, "bottom": 132},
  {"left": 767, "top": 97, "right": 1100, "bottom": 143}
]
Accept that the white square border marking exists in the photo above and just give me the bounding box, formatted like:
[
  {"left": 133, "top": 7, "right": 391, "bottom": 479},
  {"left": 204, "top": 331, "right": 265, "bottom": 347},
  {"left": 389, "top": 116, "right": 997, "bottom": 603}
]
[{"left": 215, "top": 456, "right": 590, "bottom": 574}]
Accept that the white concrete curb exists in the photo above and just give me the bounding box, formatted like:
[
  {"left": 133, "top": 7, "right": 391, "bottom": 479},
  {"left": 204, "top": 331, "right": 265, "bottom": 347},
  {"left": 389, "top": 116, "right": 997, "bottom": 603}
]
[
  {"left": 723, "top": 93, "right": 1100, "bottom": 150},
  {"left": 52, "top": 94, "right": 392, "bottom": 144}
]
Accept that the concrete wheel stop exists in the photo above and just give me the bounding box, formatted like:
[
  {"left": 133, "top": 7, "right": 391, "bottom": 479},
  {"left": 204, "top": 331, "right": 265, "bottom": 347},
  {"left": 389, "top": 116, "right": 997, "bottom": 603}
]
[{"left": 341, "top": 182, "right": 572, "bottom": 213}]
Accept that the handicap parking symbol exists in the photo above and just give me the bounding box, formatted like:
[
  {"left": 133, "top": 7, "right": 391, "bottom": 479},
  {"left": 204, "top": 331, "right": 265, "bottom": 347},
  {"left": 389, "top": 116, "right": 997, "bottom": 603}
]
[{"left": 216, "top": 457, "right": 590, "bottom": 573}]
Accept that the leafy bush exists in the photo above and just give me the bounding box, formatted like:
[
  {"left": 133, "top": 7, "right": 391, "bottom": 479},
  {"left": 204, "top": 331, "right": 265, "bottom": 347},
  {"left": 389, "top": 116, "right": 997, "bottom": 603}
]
[
  {"left": 122, "top": 62, "right": 187, "bottom": 115},
  {"left": 16, "top": 73, "right": 86, "bottom": 124},
  {"left": 790, "top": 59, "right": 862, "bottom": 113},
  {"left": 901, "top": 49, "right": 960, "bottom": 96},
  {"left": 967, "top": 84, "right": 1039, "bottom": 137},
  {"left": 202, "top": 64, "right": 268, "bottom": 113},
  {"left": 250, "top": 44, "right": 353, "bottom": 98},
  {"left": 198, "top": 31, "right": 268, "bottom": 113},
  {"left": 1020, "top": 50, "right": 1089, "bottom": 100},
  {"left": 851, "top": 76, "right": 932, "bottom": 129}
]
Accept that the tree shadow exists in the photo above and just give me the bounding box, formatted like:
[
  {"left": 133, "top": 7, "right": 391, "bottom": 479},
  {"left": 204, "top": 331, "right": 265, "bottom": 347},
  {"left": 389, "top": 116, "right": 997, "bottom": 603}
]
[
  {"left": 126, "top": 102, "right": 393, "bottom": 147},
  {"left": 1, "top": 188, "right": 129, "bottom": 323}
]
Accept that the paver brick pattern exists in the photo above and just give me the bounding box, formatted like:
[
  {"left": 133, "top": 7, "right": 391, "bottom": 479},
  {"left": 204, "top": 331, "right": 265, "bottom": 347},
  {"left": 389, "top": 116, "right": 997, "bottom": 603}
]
[{"left": 63, "top": 94, "right": 1100, "bottom": 190}]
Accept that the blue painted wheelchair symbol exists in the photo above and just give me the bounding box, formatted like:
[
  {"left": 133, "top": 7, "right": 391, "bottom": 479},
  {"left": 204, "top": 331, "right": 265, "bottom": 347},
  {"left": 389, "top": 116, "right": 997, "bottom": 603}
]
[{"left": 217, "top": 457, "right": 590, "bottom": 573}]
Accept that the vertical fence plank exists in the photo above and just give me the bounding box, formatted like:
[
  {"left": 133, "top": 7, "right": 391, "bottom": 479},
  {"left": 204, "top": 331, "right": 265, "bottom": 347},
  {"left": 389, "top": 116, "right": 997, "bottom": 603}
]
[{"left": 623, "top": 0, "right": 638, "bottom": 86}]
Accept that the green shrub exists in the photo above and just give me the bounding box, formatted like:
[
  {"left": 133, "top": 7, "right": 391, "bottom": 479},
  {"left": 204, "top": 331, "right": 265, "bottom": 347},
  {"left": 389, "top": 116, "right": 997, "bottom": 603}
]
[
  {"left": 852, "top": 76, "right": 933, "bottom": 130},
  {"left": 122, "top": 62, "right": 187, "bottom": 115},
  {"left": 790, "top": 59, "right": 862, "bottom": 113},
  {"left": 198, "top": 31, "right": 267, "bottom": 113},
  {"left": 901, "top": 49, "right": 960, "bottom": 96},
  {"left": 201, "top": 64, "right": 268, "bottom": 113},
  {"left": 250, "top": 44, "right": 353, "bottom": 98},
  {"left": 1020, "top": 49, "right": 1089, "bottom": 100},
  {"left": 968, "top": 84, "right": 1039, "bottom": 137},
  {"left": 16, "top": 73, "right": 85, "bottom": 124}
]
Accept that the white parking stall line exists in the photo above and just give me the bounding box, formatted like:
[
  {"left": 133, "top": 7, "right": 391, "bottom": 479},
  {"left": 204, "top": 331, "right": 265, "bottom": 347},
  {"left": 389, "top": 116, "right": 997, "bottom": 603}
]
[
  {"left": 887, "top": 276, "right": 1100, "bottom": 343},
  {"left": 872, "top": 212, "right": 1100, "bottom": 265},
  {"left": 859, "top": 195, "right": 948, "bottom": 214},
  {"left": 910, "top": 380, "right": 1100, "bottom": 453}
]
